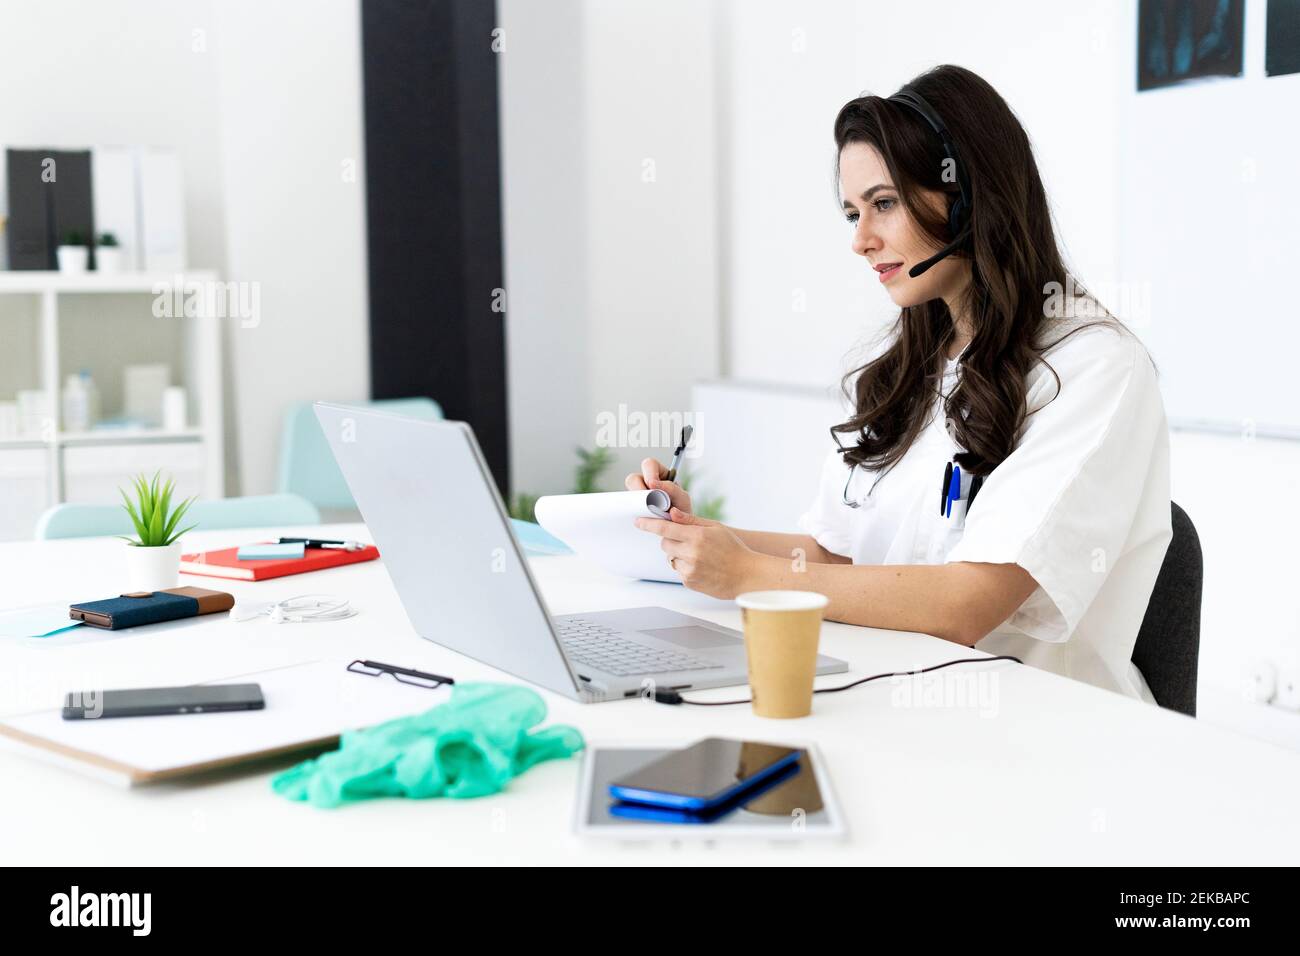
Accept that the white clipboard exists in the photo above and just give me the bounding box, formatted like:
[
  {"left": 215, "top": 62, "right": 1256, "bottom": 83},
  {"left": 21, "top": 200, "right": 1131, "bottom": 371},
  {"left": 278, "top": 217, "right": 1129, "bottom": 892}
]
[{"left": 0, "top": 659, "right": 449, "bottom": 787}]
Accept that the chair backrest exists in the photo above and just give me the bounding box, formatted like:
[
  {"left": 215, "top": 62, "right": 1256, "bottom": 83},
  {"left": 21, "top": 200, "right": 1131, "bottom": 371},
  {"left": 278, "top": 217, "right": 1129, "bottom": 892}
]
[
  {"left": 277, "top": 397, "right": 443, "bottom": 510},
  {"left": 35, "top": 494, "right": 321, "bottom": 540},
  {"left": 1131, "top": 501, "right": 1202, "bottom": 717}
]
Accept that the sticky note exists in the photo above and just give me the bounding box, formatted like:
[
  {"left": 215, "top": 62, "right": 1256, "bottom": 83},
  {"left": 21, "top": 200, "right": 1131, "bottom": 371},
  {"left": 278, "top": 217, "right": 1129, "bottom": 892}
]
[{"left": 236, "top": 542, "right": 306, "bottom": 561}]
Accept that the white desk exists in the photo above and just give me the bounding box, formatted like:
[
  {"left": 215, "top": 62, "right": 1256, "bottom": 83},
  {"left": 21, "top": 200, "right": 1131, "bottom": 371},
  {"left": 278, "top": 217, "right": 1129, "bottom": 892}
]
[{"left": 2, "top": 523, "right": 1297, "bottom": 865}]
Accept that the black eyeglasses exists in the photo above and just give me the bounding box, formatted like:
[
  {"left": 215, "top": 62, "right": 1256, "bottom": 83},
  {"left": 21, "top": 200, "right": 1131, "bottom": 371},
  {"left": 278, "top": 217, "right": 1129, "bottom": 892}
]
[{"left": 347, "top": 659, "right": 454, "bottom": 689}]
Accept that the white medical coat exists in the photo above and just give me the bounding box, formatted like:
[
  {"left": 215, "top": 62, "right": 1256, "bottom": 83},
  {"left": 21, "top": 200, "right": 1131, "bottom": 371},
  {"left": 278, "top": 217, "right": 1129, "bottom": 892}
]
[{"left": 798, "top": 320, "right": 1172, "bottom": 702}]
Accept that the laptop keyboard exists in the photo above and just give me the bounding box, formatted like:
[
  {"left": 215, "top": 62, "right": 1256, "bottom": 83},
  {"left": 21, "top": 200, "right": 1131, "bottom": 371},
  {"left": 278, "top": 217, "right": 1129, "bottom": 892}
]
[{"left": 557, "top": 618, "right": 724, "bottom": 676}]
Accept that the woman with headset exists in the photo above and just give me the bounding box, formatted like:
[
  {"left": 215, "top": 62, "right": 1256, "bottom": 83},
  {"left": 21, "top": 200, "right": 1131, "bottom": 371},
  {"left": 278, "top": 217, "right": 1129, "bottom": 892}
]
[{"left": 629, "top": 65, "right": 1171, "bottom": 702}]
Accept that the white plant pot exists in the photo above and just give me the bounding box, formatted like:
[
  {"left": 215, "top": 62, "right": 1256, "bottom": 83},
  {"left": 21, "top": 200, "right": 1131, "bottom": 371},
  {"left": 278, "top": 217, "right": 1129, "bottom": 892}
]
[
  {"left": 95, "top": 247, "right": 124, "bottom": 273},
  {"left": 124, "top": 540, "right": 182, "bottom": 592},
  {"left": 57, "top": 246, "right": 89, "bottom": 273}
]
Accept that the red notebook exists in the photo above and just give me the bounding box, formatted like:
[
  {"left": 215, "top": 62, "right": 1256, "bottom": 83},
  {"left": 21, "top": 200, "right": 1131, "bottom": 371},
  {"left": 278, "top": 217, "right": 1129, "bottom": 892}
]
[{"left": 179, "top": 544, "right": 380, "bottom": 581}]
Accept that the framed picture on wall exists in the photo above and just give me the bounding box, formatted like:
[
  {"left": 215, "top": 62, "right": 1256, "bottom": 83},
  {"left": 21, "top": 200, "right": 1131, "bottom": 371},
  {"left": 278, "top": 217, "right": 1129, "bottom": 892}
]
[
  {"left": 1137, "top": 0, "right": 1245, "bottom": 91},
  {"left": 1266, "top": 0, "right": 1300, "bottom": 76}
]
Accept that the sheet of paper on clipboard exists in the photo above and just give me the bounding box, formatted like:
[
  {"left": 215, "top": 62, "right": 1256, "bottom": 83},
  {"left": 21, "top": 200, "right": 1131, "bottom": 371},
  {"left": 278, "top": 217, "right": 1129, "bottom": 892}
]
[{"left": 534, "top": 490, "right": 681, "bottom": 583}]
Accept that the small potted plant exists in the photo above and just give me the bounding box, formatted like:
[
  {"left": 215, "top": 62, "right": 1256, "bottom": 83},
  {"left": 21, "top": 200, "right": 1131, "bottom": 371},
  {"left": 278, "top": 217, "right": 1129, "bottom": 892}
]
[
  {"left": 57, "top": 230, "right": 89, "bottom": 273},
  {"left": 118, "top": 471, "right": 197, "bottom": 591},
  {"left": 95, "top": 232, "right": 123, "bottom": 273}
]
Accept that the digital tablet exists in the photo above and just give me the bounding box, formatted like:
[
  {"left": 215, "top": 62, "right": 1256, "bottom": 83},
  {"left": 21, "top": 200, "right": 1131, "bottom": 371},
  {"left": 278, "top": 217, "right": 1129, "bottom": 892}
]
[{"left": 573, "top": 740, "right": 847, "bottom": 841}]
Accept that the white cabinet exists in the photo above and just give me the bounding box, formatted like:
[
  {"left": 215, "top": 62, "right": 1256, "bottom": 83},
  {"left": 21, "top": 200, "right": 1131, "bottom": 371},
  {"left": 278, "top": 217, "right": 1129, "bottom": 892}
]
[
  {"left": 0, "top": 448, "right": 49, "bottom": 541},
  {"left": 62, "top": 441, "right": 205, "bottom": 505},
  {"left": 0, "top": 272, "right": 223, "bottom": 541}
]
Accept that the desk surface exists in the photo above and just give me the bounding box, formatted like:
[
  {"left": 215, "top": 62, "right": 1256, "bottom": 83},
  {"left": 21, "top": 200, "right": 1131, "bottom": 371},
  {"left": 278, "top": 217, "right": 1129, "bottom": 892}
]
[{"left": 1, "top": 523, "right": 1296, "bottom": 865}]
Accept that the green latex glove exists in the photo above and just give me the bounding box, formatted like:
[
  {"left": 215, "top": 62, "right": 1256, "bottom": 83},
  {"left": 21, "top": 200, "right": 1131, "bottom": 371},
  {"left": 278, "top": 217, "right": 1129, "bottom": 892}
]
[{"left": 272, "top": 682, "right": 584, "bottom": 808}]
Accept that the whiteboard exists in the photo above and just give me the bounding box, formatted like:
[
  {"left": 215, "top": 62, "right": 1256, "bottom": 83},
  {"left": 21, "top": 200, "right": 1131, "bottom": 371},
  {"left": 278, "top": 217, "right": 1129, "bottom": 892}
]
[{"left": 1121, "top": 5, "right": 1300, "bottom": 435}]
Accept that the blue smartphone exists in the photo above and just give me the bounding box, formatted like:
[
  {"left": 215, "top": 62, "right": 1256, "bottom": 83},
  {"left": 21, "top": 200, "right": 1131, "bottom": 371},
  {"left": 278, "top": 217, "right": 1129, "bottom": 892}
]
[
  {"left": 608, "top": 738, "right": 804, "bottom": 811},
  {"left": 608, "top": 760, "right": 802, "bottom": 824}
]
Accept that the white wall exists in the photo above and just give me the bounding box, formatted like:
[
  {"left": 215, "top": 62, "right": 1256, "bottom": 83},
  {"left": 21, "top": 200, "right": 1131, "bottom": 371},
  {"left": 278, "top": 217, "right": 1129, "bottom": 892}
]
[
  {"left": 1120, "top": 0, "right": 1300, "bottom": 433},
  {"left": 0, "top": 0, "right": 228, "bottom": 271},
  {"left": 1169, "top": 430, "right": 1300, "bottom": 748},
  {"left": 498, "top": 0, "right": 591, "bottom": 499},
  {"left": 584, "top": 0, "right": 720, "bottom": 486},
  {"left": 499, "top": 0, "right": 720, "bottom": 499},
  {"left": 212, "top": 0, "right": 370, "bottom": 497},
  {"left": 719, "top": 0, "right": 1126, "bottom": 390}
]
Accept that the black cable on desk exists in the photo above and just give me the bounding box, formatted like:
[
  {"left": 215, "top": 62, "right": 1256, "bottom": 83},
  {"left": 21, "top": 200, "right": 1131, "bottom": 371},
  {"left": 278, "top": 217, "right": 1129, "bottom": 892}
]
[{"left": 651, "top": 654, "right": 1023, "bottom": 706}]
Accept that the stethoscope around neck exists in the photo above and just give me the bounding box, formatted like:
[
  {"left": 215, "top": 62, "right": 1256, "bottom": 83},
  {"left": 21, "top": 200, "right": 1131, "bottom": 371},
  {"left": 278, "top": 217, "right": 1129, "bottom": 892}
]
[
  {"left": 833, "top": 431, "right": 890, "bottom": 509},
  {"left": 834, "top": 419, "right": 990, "bottom": 514}
]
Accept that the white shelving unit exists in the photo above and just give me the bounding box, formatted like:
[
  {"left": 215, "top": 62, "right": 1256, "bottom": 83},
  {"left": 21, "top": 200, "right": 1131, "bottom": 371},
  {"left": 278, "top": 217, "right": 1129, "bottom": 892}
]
[{"left": 0, "top": 271, "right": 224, "bottom": 539}]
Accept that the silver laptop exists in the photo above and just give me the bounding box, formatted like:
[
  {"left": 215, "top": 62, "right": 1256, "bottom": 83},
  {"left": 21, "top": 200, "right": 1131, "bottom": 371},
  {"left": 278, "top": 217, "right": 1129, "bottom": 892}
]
[{"left": 315, "top": 403, "right": 847, "bottom": 703}]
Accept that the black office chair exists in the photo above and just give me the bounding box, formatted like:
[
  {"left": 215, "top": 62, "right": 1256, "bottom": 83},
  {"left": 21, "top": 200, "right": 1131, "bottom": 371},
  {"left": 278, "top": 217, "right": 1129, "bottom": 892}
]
[{"left": 1131, "top": 502, "right": 1202, "bottom": 717}]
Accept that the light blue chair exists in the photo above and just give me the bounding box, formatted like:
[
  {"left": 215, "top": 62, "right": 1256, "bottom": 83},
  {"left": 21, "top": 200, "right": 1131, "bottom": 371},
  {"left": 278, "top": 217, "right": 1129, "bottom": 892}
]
[
  {"left": 277, "top": 397, "right": 443, "bottom": 511},
  {"left": 35, "top": 494, "right": 322, "bottom": 540}
]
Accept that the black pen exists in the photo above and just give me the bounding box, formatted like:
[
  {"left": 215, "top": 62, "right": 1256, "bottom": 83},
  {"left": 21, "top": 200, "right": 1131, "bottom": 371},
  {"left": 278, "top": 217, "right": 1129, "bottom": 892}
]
[
  {"left": 663, "top": 425, "right": 694, "bottom": 482},
  {"left": 278, "top": 537, "right": 364, "bottom": 551}
]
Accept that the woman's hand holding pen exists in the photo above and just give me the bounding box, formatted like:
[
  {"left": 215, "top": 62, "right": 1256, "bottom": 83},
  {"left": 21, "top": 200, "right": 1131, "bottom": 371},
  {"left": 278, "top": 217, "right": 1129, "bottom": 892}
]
[
  {"left": 634, "top": 507, "right": 758, "bottom": 600},
  {"left": 624, "top": 457, "right": 694, "bottom": 515},
  {"left": 625, "top": 439, "right": 758, "bottom": 598}
]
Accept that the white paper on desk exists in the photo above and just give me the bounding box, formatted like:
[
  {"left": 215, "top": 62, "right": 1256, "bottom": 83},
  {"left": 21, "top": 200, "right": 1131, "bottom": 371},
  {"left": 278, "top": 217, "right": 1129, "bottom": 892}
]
[
  {"left": 0, "top": 604, "right": 83, "bottom": 639},
  {"left": 534, "top": 490, "right": 682, "bottom": 583}
]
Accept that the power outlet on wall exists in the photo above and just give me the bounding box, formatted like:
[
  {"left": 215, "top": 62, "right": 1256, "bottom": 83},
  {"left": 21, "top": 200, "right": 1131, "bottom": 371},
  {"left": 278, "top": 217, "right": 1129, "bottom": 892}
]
[{"left": 1249, "top": 660, "right": 1300, "bottom": 712}]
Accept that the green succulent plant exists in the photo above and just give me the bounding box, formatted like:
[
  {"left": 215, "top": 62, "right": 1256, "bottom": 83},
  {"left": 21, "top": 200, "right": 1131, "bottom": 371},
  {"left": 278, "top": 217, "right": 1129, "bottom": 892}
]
[{"left": 118, "top": 471, "right": 197, "bottom": 547}]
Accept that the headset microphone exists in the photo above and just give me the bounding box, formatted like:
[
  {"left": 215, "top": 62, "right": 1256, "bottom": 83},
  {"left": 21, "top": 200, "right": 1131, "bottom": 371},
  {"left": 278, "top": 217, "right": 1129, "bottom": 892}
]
[
  {"left": 887, "top": 86, "right": 973, "bottom": 280},
  {"left": 907, "top": 231, "right": 969, "bottom": 278}
]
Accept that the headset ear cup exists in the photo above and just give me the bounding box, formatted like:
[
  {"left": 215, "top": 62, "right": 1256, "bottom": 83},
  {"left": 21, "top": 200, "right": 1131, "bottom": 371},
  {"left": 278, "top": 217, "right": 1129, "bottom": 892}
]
[{"left": 949, "top": 196, "right": 968, "bottom": 238}]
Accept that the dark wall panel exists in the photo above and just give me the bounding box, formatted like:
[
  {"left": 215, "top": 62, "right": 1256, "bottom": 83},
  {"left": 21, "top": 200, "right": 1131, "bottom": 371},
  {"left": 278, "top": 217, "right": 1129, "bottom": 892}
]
[{"left": 361, "top": 0, "right": 509, "bottom": 491}]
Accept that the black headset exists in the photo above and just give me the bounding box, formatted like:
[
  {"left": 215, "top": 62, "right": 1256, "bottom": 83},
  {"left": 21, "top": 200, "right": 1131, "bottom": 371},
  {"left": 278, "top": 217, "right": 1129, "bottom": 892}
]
[{"left": 886, "top": 86, "right": 972, "bottom": 278}]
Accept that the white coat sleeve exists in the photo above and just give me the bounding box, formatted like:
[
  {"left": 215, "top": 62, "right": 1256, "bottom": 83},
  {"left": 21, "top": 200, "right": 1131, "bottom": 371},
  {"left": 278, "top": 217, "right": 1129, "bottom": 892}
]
[
  {"left": 943, "top": 328, "right": 1165, "bottom": 643},
  {"left": 797, "top": 449, "right": 854, "bottom": 558}
]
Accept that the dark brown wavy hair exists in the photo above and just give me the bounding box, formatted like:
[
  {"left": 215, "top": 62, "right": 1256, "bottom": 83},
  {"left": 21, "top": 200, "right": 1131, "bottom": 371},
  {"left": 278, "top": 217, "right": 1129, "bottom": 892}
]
[{"left": 831, "top": 64, "right": 1121, "bottom": 479}]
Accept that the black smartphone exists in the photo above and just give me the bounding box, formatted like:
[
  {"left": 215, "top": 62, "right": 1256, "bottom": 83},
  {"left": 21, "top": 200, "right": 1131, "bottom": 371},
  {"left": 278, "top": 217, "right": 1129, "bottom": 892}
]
[
  {"left": 608, "top": 738, "right": 804, "bottom": 811},
  {"left": 61, "top": 683, "right": 265, "bottom": 720}
]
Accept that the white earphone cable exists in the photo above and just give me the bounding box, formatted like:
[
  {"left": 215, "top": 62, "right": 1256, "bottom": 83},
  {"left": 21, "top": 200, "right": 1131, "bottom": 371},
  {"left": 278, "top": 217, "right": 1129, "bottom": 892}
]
[{"left": 237, "top": 594, "right": 357, "bottom": 624}]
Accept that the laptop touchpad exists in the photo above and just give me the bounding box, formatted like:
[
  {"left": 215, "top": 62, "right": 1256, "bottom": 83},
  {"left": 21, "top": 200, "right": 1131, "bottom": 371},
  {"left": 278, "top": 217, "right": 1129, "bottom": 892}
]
[{"left": 639, "top": 625, "right": 737, "bottom": 649}]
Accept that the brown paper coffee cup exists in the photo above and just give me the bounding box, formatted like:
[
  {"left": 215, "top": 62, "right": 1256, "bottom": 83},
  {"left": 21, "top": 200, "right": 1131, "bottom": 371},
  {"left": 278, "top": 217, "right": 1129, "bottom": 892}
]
[{"left": 735, "top": 590, "right": 829, "bottom": 718}]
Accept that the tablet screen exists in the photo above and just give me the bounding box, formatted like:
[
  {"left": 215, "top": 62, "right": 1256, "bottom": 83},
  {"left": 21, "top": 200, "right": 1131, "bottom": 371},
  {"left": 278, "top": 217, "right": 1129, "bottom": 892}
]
[{"left": 583, "top": 746, "right": 836, "bottom": 832}]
